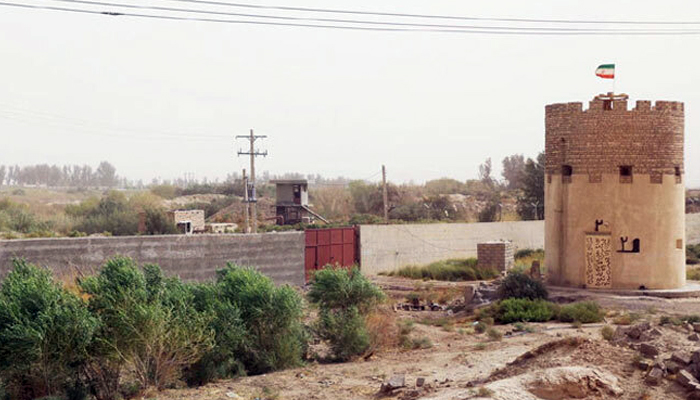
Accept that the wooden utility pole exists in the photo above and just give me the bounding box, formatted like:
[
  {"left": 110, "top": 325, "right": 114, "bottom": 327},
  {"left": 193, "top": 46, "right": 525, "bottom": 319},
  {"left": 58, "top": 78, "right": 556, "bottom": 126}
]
[
  {"left": 242, "top": 168, "right": 250, "bottom": 233},
  {"left": 382, "top": 165, "right": 388, "bottom": 223},
  {"left": 236, "top": 129, "right": 267, "bottom": 234}
]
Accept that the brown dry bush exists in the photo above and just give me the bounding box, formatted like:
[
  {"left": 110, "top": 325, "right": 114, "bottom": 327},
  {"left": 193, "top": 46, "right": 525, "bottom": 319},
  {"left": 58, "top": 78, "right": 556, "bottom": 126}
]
[{"left": 365, "top": 306, "right": 399, "bottom": 353}]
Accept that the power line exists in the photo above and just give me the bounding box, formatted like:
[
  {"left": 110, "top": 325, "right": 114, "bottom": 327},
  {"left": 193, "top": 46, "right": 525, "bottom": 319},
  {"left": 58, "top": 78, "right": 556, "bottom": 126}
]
[
  {"left": 38, "top": 0, "right": 700, "bottom": 33},
  {"left": 4, "top": 1, "right": 700, "bottom": 34},
  {"left": 165, "top": 0, "right": 700, "bottom": 26}
]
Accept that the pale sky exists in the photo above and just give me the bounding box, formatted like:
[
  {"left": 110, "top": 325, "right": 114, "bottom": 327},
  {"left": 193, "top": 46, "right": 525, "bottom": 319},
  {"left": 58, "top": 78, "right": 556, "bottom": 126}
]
[{"left": 1, "top": 0, "right": 698, "bottom": 187}]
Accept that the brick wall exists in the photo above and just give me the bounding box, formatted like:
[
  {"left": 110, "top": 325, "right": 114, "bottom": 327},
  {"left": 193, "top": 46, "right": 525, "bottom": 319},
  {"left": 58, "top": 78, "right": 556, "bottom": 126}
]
[
  {"left": 0, "top": 232, "right": 305, "bottom": 286},
  {"left": 477, "top": 241, "right": 514, "bottom": 273},
  {"left": 545, "top": 97, "right": 684, "bottom": 180}
]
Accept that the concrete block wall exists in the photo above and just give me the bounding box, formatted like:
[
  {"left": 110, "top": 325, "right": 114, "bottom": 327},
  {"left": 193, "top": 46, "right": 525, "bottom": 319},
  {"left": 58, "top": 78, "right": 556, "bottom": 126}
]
[
  {"left": 359, "top": 221, "right": 544, "bottom": 275},
  {"left": 477, "top": 241, "right": 515, "bottom": 273},
  {"left": 0, "top": 232, "right": 305, "bottom": 286}
]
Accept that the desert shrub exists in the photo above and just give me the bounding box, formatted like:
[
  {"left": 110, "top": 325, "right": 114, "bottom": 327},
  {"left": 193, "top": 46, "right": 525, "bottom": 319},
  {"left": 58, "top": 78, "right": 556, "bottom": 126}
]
[
  {"left": 659, "top": 315, "right": 681, "bottom": 326},
  {"left": 612, "top": 312, "right": 642, "bottom": 325},
  {"left": 141, "top": 206, "right": 178, "bottom": 235},
  {"left": 0, "top": 259, "right": 97, "bottom": 400},
  {"left": 308, "top": 267, "right": 385, "bottom": 361},
  {"left": 486, "top": 327, "right": 503, "bottom": 341},
  {"left": 217, "top": 264, "right": 306, "bottom": 373},
  {"left": 498, "top": 272, "right": 548, "bottom": 300},
  {"left": 688, "top": 244, "right": 700, "bottom": 265},
  {"left": 80, "top": 257, "right": 213, "bottom": 393},
  {"left": 474, "top": 321, "right": 488, "bottom": 333},
  {"left": 387, "top": 258, "right": 497, "bottom": 282},
  {"left": 601, "top": 325, "right": 615, "bottom": 341},
  {"left": 493, "top": 298, "right": 556, "bottom": 324},
  {"left": 184, "top": 282, "right": 246, "bottom": 386},
  {"left": 308, "top": 267, "right": 385, "bottom": 313},
  {"left": 68, "top": 192, "right": 139, "bottom": 236},
  {"left": 558, "top": 301, "right": 605, "bottom": 324},
  {"left": 687, "top": 267, "right": 700, "bottom": 280},
  {"left": 348, "top": 213, "right": 384, "bottom": 225}
]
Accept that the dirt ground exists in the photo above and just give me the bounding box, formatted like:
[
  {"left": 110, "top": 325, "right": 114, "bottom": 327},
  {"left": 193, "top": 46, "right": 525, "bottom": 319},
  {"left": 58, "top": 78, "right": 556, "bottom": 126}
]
[{"left": 154, "top": 276, "right": 700, "bottom": 400}]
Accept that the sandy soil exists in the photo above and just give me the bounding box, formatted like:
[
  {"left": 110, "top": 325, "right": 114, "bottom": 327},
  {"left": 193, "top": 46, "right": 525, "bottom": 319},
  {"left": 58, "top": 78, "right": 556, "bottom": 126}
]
[{"left": 152, "top": 277, "right": 700, "bottom": 400}]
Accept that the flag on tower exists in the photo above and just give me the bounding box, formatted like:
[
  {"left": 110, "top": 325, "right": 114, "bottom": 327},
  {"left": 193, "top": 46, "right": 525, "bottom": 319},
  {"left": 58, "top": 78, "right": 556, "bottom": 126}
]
[{"left": 595, "top": 64, "right": 615, "bottom": 79}]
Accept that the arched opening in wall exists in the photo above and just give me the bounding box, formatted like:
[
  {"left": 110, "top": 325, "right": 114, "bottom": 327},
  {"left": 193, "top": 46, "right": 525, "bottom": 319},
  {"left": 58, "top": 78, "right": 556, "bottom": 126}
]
[
  {"left": 562, "top": 165, "right": 573, "bottom": 183},
  {"left": 603, "top": 100, "right": 613, "bottom": 110},
  {"left": 675, "top": 166, "right": 682, "bottom": 184},
  {"left": 619, "top": 165, "right": 633, "bottom": 184}
]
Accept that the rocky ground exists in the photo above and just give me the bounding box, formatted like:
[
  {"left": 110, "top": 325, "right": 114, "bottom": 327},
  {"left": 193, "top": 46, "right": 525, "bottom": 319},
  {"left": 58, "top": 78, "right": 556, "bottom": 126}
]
[{"left": 153, "top": 277, "right": 700, "bottom": 400}]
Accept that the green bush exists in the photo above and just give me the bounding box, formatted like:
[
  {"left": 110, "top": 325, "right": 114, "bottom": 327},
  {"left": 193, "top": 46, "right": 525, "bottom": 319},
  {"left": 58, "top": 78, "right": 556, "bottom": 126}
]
[
  {"left": 688, "top": 244, "right": 700, "bottom": 265},
  {"left": 498, "top": 272, "right": 548, "bottom": 300},
  {"left": 80, "top": 257, "right": 213, "bottom": 393},
  {"left": 308, "top": 267, "right": 385, "bottom": 361},
  {"left": 67, "top": 191, "right": 139, "bottom": 236},
  {"left": 493, "top": 298, "right": 556, "bottom": 324},
  {"left": 185, "top": 282, "right": 247, "bottom": 386},
  {"left": 558, "top": 301, "right": 605, "bottom": 324},
  {"left": 688, "top": 267, "right": 700, "bottom": 280},
  {"left": 386, "top": 258, "right": 498, "bottom": 282},
  {"left": 601, "top": 325, "right": 615, "bottom": 341},
  {"left": 217, "top": 264, "right": 306, "bottom": 373},
  {"left": 0, "top": 259, "right": 97, "bottom": 400}
]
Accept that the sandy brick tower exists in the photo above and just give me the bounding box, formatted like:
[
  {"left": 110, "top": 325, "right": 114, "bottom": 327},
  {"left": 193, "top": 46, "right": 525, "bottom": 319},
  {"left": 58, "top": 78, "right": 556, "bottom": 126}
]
[{"left": 544, "top": 93, "right": 686, "bottom": 290}]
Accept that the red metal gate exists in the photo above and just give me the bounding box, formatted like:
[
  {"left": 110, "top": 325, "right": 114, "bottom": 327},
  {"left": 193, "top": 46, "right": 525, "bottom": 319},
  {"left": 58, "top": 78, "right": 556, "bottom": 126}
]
[{"left": 305, "top": 227, "right": 359, "bottom": 282}]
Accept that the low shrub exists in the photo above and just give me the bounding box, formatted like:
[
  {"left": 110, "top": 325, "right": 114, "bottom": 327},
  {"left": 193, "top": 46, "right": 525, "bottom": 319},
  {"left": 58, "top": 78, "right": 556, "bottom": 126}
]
[
  {"left": 688, "top": 267, "right": 700, "bottom": 280},
  {"left": 612, "top": 312, "right": 643, "bottom": 325},
  {"left": 386, "top": 258, "right": 498, "bottom": 282},
  {"left": 474, "top": 321, "right": 488, "bottom": 334},
  {"left": 498, "top": 273, "right": 548, "bottom": 300},
  {"left": 601, "top": 325, "right": 615, "bottom": 341},
  {"left": 558, "top": 301, "right": 605, "bottom": 324},
  {"left": 308, "top": 267, "right": 385, "bottom": 361},
  {"left": 486, "top": 327, "right": 503, "bottom": 341},
  {"left": 493, "top": 298, "right": 556, "bottom": 324}
]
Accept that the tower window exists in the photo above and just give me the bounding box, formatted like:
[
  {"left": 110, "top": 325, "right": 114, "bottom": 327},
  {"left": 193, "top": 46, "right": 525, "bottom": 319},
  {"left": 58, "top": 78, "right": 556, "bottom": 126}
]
[
  {"left": 619, "top": 165, "right": 633, "bottom": 183},
  {"left": 561, "top": 165, "right": 572, "bottom": 183},
  {"left": 675, "top": 166, "right": 682, "bottom": 184},
  {"left": 603, "top": 100, "right": 613, "bottom": 110}
]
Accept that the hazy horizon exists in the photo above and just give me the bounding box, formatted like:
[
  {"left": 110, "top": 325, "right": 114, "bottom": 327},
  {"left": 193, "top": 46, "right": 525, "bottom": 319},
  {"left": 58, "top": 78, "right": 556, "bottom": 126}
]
[{"left": 2, "top": 0, "right": 699, "bottom": 187}]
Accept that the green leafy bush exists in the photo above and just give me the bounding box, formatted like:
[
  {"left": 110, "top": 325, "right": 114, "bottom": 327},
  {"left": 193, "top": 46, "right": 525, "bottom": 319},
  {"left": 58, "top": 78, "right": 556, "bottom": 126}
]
[
  {"left": 0, "top": 259, "right": 97, "bottom": 400},
  {"left": 308, "top": 267, "right": 385, "bottom": 361},
  {"left": 80, "top": 257, "right": 213, "bottom": 393},
  {"left": 386, "top": 258, "right": 498, "bottom": 282},
  {"left": 185, "top": 282, "right": 246, "bottom": 386},
  {"left": 558, "top": 301, "right": 605, "bottom": 324},
  {"left": 217, "top": 264, "right": 306, "bottom": 374},
  {"left": 688, "top": 244, "right": 700, "bottom": 265},
  {"left": 493, "top": 298, "right": 556, "bottom": 324},
  {"left": 498, "top": 272, "right": 548, "bottom": 300}
]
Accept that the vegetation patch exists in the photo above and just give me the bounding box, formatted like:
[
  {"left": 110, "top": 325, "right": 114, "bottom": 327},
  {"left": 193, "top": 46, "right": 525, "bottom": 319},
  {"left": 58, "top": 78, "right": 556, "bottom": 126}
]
[
  {"left": 498, "top": 272, "right": 548, "bottom": 300},
  {"left": 558, "top": 301, "right": 605, "bottom": 324},
  {"left": 308, "top": 267, "right": 385, "bottom": 361},
  {"left": 384, "top": 258, "right": 498, "bottom": 282}
]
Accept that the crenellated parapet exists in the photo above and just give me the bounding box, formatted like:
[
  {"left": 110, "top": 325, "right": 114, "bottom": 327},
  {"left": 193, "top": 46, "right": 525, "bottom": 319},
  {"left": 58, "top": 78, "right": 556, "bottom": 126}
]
[{"left": 545, "top": 94, "right": 684, "bottom": 180}]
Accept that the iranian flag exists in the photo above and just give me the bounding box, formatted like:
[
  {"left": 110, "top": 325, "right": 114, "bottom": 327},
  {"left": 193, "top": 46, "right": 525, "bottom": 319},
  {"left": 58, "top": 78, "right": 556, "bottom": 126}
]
[{"left": 595, "top": 64, "right": 615, "bottom": 79}]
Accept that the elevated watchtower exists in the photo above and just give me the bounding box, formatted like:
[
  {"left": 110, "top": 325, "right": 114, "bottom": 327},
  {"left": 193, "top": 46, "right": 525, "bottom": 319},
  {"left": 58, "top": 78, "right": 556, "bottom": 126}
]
[{"left": 545, "top": 93, "right": 686, "bottom": 289}]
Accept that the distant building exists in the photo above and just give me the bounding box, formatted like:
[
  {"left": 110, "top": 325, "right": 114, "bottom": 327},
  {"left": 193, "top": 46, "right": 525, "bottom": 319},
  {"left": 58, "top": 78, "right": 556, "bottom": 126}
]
[
  {"left": 170, "top": 209, "right": 206, "bottom": 234},
  {"left": 270, "top": 179, "right": 328, "bottom": 225},
  {"left": 206, "top": 222, "right": 238, "bottom": 234}
]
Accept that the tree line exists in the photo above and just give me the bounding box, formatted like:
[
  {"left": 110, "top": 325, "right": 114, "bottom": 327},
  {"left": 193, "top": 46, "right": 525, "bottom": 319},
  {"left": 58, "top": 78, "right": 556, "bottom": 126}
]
[{"left": 0, "top": 162, "right": 120, "bottom": 188}]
